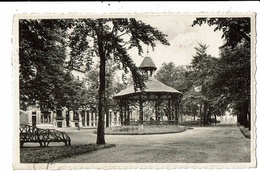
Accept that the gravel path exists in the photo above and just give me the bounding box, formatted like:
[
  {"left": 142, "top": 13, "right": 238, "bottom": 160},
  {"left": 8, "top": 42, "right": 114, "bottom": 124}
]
[{"left": 54, "top": 122, "right": 251, "bottom": 163}]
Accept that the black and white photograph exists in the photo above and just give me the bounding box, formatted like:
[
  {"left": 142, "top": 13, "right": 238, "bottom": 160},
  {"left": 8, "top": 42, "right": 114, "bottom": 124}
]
[{"left": 1, "top": 1, "right": 258, "bottom": 171}]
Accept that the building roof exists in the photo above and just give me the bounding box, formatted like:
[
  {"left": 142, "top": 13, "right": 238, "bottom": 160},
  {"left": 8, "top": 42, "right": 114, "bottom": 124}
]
[
  {"left": 113, "top": 77, "right": 182, "bottom": 101},
  {"left": 139, "top": 56, "right": 157, "bottom": 71},
  {"left": 113, "top": 55, "right": 182, "bottom": 101}
]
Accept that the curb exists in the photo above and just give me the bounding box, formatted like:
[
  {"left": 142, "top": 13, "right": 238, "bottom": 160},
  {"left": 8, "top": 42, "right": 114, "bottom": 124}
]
[
  {"left": 94, "top": 128, "right": 186, "bottom": 135},
  {"left": 237, "top": 122, "right": 251, "bottom": 139}
]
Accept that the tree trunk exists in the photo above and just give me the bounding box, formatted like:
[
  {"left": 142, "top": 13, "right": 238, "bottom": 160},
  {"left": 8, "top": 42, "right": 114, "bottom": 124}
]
[
  {"left": 242, "top": 102, "right": 249, "bottom": 128},
  {"left": 203, "top": 102, "right": 208, "bottom": 125},
  {"left": 96, "top": 22, "right": 106, "bottom": 145},
  {"left": 199, "top": 103, "right": 202, "bottom": 126},
  {"left": 237, "top": 113, "right": 241, "bottom": 125},
  {"left": 208, "top": 106, "right": 212, "bottom": 125},
  {"left": 248, "top": 101, "right": 251, "bottom": 131}
]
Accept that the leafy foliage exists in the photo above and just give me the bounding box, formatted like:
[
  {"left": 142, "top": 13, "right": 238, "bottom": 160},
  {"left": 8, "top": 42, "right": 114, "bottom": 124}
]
[
  {"left": 184, "top": 44, "right": 219, "bottom": 124},
  {"left": 20, "top": 19, "right": 68, "bottom": 110},
  {"left": 192, "top": 17, "right": 251, "bottom": 128},
  {"left": 154, "top": 62, "right": 188, "bottom": 93},
  {"left": 84, "top": 62, "right": 127, "bottom": 112},
  {"left": 213, "top": 42, "right": 251, "bottom": 127},
  {"left": 19, "top": 19, "right": 88, "bottom": 112},
  {"left": 192, "top": 17, "right": 250, "bottom": 48}
]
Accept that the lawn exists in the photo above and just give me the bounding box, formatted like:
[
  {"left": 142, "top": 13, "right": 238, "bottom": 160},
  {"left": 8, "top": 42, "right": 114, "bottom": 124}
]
[
  {"left": 55, "top": 123, "right": 251, "bottom": 164},
  {"left": 20, "top": 144, "right": 115, "bottom": 163}
]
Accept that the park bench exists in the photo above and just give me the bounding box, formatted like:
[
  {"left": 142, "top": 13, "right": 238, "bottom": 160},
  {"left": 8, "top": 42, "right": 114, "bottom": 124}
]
[{"left": 19, "top": 124, "right": 71, "bottom": 147}]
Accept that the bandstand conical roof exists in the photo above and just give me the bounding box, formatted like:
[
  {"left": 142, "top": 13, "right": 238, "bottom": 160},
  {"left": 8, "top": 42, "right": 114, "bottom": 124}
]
[
  {"left": 113, "top": 55, "right": 183, "bottom": 101},
  {"left": 139, "top": 56, "right": 157, "bottom": 71},
  {"left": 113, "top": 77, "right": 182, "bottom": 101}
]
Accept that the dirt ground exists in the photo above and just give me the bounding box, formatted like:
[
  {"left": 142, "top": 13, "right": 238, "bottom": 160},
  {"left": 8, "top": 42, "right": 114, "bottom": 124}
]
[{"left": 53, "top": 122, "right": 251, "bottom": 163}]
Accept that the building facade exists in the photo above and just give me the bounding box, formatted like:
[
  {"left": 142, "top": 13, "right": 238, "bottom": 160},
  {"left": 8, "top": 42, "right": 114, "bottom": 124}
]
[
  {"left": 19, "top": 66, "right": 122, "bottom": 129},
  {"left": 20, "top": 105, "right": 120, "bottom": 129}
]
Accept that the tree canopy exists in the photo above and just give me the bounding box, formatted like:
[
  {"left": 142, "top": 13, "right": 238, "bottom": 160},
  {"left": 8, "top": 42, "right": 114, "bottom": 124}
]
[
  {"left": 192, "top": 17, "right": 250, "bottom": 48},
  {"left": 19, "top": 19, "right": 79, "bottom": 111},
  {"left": 154, "top": 62, "right": 188, "bottom": 93},
  {"left": 192, "top": 17, "right": 251, "bottom": 129}
]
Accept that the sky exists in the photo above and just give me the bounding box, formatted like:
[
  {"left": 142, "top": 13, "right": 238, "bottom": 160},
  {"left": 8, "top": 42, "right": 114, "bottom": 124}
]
[
  {"left": 128, "top": 15, "right": 224, "bottom": 69},
  {"left": 78, "top": 15, "right": 225, "bottom": 82},
  {"left": 112, "top": 15, "right": 224, "bottom": 82}
]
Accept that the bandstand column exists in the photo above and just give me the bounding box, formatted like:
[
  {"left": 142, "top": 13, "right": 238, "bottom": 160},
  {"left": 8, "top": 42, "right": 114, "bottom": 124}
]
[
  {"left": 126, "top": 102, "right": 130, "bottom": 125},
  {"left": 168, "top": 99, "right": 172, "bottom": 121},
  {"left": 139, "top": 95, "right": 143, "bottom": 124},
  {"left": 175, "top": 102, "right": 179, "bottom": 125},
  {"left": 120, "top": 99, "right": 123, "bottom": 126},
  {"left": 171, "top": 95, "right": 177, "bottom": 125},
  {"left": 124, "top": 100, "right": 127, "bottom": 125},
  {"left": 155, "top": 99, "right": 159, "bottom": 121}
]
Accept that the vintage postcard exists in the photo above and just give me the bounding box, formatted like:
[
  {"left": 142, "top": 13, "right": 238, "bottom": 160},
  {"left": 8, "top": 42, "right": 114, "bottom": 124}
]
[{"left": 11, "top": 3, "right": 257, "bottom": 171}]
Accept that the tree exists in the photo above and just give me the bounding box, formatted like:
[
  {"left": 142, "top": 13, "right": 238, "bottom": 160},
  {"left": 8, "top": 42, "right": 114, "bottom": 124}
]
[
  {"left": 182, "top": 43, "right": 222, "bottom": 125},
  {"left": 192, "top": 17, "right": 251, "bottom": 129},
  {"left": 154, "top": 62, "right": 188, "bottom": 93},
  {"left": 192, "top": 17, "right": 250, "bottom": 48},
  {"left": 19, "top": 19, "right": 92, "bottom": 132},
  {"left": 84, "top": 62, "right": 126, "bottom": 127},
  {"left": 69, "top": 18, "right": 170, "bottom": 144},
  {"left": 213, "top": 42, "right": 250, "bottom": 128},
  {"left": 19, "top": 19, "right": 76, "bottom": 111}
]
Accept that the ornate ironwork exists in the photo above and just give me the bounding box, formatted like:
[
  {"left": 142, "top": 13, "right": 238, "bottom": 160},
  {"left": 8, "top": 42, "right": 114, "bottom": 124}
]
[{"left": 19, "top": 124, "right": 71, "bottom": 147}]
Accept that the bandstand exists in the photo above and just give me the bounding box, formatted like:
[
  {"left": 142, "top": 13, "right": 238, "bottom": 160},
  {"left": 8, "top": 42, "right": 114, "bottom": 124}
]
[{"left": 113, "top": 56, "right": 183, "bottom": 125}]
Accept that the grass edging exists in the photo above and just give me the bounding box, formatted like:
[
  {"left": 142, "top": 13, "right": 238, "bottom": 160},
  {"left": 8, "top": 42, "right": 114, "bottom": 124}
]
[
  {"left": 104, "top": 129, "right": 185, "bottom": 135},
  {"left": 93, "top": 126, "right": 186, "bottom": 135},
  {"left": 237, "top": 122, "right": 251, "bottom": 139},
  {"left": 20, "top": 144, "right": 116, "bottom": 163}
]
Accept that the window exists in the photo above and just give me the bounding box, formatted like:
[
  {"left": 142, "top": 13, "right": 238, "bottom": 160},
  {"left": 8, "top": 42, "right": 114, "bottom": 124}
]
[
  {"left": 56, "top": 110, "right": 64, "bottom": 120},
  {"left": 73, "top": 113, "right": 79, "bottom": 121},
  {"left": 41, "top": 113, "right": 51, "bottom": 123}
]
